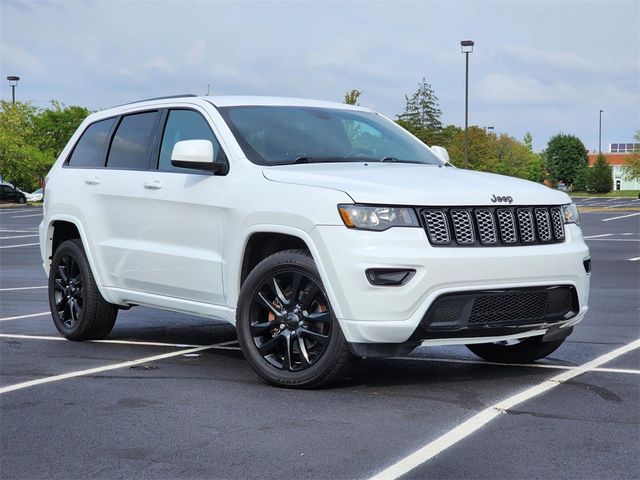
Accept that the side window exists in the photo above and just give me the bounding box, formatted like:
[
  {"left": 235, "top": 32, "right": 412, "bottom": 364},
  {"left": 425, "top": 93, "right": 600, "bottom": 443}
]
[
  {"left": 67, "top": 117, "right": 116, "bottom": 167},
  {"left": 158, "top": 109, "right": 223, "bottom": 173},
  {"left": 106, "top": 111, "right": 159, "bottom": 170}
]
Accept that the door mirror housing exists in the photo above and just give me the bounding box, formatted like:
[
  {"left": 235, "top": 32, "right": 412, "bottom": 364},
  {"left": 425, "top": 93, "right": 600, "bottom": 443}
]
[
  {"left": 171, "top": 139, "right": 227, "bottom": 174},
  {"left": 430, "top": 145, "right": 450, "bottom": 163}
]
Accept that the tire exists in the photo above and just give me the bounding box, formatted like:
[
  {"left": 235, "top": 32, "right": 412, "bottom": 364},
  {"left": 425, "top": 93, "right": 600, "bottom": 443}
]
[
  {"left": 48, "top": 239, "right": 118, "bottom": 340},
  {"left": 466, "top": 335, "right": 566, "bottom": 364},
  {"left": 236, "top": 249, "right": 352, "bottom": 388},
  {"left": 17, "top": 196, "right": 26, "bottom": 204}
]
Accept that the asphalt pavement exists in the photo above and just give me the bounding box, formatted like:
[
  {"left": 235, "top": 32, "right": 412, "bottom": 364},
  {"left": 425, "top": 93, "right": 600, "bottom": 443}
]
[{"left": 0, "top": 202, "right": 638, "bottom": 480}]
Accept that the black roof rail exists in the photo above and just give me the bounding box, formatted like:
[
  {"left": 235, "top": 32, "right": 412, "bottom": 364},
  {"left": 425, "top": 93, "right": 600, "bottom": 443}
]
[{"left": 115, "top": 94, "right": 198, "bottom": 107}]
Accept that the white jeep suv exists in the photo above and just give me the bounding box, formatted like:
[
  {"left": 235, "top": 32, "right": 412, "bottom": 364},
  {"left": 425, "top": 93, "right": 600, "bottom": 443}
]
[{"left": 40, "top": 95, "right": 590, "bottom": 387}]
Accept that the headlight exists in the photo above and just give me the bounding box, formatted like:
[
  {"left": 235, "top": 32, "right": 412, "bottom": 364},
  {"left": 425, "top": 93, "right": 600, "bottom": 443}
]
[
  {"left": 562, "top": 203, "right": 581, "bottom": 226},
  {"left": 338, "top": 204, "right": 419, "bottom": 231}
]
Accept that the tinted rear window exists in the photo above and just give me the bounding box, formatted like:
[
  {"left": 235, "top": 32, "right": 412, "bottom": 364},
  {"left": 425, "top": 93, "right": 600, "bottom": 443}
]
[
  {"left": 106, "top": 112, "right": 158, "bottom": 170},
  {"left": 67, "top": 118, "right": 116, "bottom": 167}
]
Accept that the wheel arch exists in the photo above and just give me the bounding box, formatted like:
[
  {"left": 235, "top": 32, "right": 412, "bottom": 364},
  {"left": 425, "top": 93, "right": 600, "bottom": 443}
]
[
  {"left": 231, "top": 225, "right": 345, "bottom": 320},
  {"left": 43, "top": 215, "right": 116, "bottom": 304}
]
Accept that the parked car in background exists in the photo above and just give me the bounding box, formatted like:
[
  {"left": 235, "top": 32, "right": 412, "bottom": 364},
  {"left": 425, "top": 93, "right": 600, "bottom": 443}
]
[
  {"left": 0, "top": 183, "right": 27, "bottom": 204},
  {"left": 27, "top": 188, "right": 44, "bottom": 202}
]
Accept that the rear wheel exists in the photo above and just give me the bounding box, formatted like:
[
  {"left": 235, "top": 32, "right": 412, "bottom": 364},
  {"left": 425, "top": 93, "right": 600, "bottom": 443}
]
[
  {"left": 236, "top": 249, "right": 352, "bottom": 388},
  {"left": 466, "top": 335, "right": 566, "bottom": 364},
  {"left": 48, "top": 239, "right": 118, "bottom": 340}
]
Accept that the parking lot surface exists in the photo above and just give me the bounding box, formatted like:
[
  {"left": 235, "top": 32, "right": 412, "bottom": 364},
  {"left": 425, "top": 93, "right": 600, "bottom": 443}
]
[{"left": 1, "top": 202, "right": 639, "bottom": 479}]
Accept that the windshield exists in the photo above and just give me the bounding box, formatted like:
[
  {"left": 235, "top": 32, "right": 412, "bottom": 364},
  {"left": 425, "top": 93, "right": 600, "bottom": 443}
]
[{"left": 217, "top": 106, "right": 443, "bottom": 166}]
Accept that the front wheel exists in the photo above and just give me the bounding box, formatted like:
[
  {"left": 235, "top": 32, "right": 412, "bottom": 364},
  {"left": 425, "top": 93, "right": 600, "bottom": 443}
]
[
  {"left": 236, "top": 249, "right": 352, "bottom": 388},
  {"left": 466, "top": 335, "right": 567, "bottom": 364}
]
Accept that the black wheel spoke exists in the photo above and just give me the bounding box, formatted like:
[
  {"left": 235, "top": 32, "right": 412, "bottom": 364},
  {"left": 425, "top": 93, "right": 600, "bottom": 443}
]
[
  {"left": 54, "top": 279, "right": 65, "bottom": 292},
  {"left": 272, "top": 277, "right": 290, "bottom": 305},
  {"left": 300, "top": 328, "right": 329, "bottom": 345},
  {"left": 69, "top": 299, "right": 79, "bottom": 326},
  {"left": 290, "top": 273, "right": 303, "bottom": 304},
  {"left": 282, "top": 333, "right": 293, "bottom": 371},
  {"left": 56, "top": 295, "right": 68, "bottom": 309},
  {"left": 257, "top": 292, "right": 284, "bottom": 317},
  {"left": 257, "top": 335, "right": 283, "bottom": 356},
  {"left": 297, "top": 335, "right": 311, "bottom": 365},
  {"left": 306, "top": 311, "right": 330, "bottom": 323},
  {"left": 300, "top": 283, "right": 320, "bottom": 310},
  {"left": 57, "top": 265, "right": 68, "bottom": 283},
  {"left": 251, "top": 320, "right": 279, "bottom": 336}
]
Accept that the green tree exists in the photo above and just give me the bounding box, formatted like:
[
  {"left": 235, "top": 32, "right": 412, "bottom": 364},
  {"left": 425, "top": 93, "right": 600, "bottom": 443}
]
[
  {"left": 32, "top": 101, "right": 90, "bottom": 159},
  {"left": 622, "top": 129, "right": 640, "bottom": 181},
  {"left": 572, "top": 164, "right": 589, "bottom": 191},
  {"left": 544, "top": 133, "right": 588, "bottom": 187},
  {"left": 0, "top": 101, "right": 51, "bottom": 191},
  {"left": 397, "top": 77, "right": 443, "bottom": 145},
  {"left": 523, "top": 132, "right": 533, "bottom": 152},
  {"left": 343, "top": 89, "right": 362, "bottom": 105},
  {"left": 587, "top": 153, "right": 613, "bottom": 193}
]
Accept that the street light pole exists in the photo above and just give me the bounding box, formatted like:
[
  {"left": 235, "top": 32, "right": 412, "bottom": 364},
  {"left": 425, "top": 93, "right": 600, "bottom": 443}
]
[
  {"left": 6, "top": 76, "right": 20, "bottom": 105},
  {"left": 598, "top": 109, "right": 603, "bottom": 153},
  {"left": 461, "top": 40, "right": 474, "bottom": 168}
]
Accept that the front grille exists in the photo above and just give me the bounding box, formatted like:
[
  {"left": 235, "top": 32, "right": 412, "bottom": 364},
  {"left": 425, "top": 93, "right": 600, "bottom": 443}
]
[
  {"left": 469, "top": 291, "right": 547, "bottom": 324},
  {"left": 418, "top": 285, "right": 579, "bottom": 333},
  {"left": 420, "top": 206, "right": 565, "bottom": 247}
]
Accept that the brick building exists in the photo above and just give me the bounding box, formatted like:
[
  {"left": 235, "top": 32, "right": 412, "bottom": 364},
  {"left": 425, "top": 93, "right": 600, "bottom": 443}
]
[{"left": 587, "top": 143, "right": 640, "bottom": 190}]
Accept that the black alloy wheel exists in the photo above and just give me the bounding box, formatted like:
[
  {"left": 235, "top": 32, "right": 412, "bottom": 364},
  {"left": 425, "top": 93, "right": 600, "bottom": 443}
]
[
  {"left": 236, "top": 249, "right": 352, "bottom": 388},
  {"left": 52, "top": 254, "right": 84, "bottom": 328},
  {"left": 249, "top": 270, "right": 331, "bottom": 371},
  {"left": 48, "top": 239, "right": 118, "bottom": 340}
]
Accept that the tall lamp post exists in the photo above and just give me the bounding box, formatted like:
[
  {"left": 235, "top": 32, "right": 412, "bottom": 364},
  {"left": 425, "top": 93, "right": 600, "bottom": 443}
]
[
  {"left": 7, "top": 76, "right": 20, "bottom": 105},
  {"left": 461, "top": 40, "right": 474, "bottom": 167},
  {"left": 598, "top": 109, "right": 603, "bottom": 153}
]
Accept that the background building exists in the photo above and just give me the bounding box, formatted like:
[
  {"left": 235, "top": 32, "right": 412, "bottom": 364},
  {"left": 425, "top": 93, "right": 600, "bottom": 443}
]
[{"left": 587, "top": 142, "right": 640, "bottom": 190}]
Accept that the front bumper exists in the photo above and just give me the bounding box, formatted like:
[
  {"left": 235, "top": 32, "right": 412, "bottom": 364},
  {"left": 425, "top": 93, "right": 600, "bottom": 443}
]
[{"left": 311, "top": 224, "right": 590, "bottom": 344}]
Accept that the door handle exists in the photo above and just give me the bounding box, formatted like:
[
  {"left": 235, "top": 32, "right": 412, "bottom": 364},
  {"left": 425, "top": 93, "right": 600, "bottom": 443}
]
[
  {"left": 84, "top": 177, "right": 101, "bottom": 185},
  {"left": 143, "top": 180, "right": 163, "bottom": 190}
]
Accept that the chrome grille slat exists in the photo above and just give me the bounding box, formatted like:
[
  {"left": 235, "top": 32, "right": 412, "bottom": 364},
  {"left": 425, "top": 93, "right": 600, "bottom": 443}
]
[
  {"left": 450, "top": 210, "right": 475, "bottom": 244},
  {"left": 475, "top": 209, "right": 498, "bottom": 244},
  {"left": 422, "top": 209, "right": 450, "bottom": 244},
  {"left": 420, "top": 206, "right": 566, "bottom": 247},
  {"left": 534, "top": 208, "right": 552, "bottom": 241}
]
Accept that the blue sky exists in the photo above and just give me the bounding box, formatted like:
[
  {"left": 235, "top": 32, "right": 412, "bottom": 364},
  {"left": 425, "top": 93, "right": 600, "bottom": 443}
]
[{"left": 1, "top": 0, "right": 638, "bottom": 152}]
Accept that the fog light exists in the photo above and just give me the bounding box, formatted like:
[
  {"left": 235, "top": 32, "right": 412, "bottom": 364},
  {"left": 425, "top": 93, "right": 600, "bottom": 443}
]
[
  {"left": 583, "top": 258, "right": 591, "bottom": 274},
  {"left": 366, "top": 268, "right": 416, "bottom": 286}
]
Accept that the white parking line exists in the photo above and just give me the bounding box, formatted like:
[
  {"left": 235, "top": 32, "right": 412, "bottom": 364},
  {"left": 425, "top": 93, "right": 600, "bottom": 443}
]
[
  {"left": 0, "top": 229, "right": 39, "bottom": 233},
  {"left": 0, "top": 333, "right": 242, "bottom": 349},
  {"left": 369, "top": 338, "right": 640, "bottom": 480},
  {"left": 0, "top": 234, "right": 40, "bottom": 240},
  {"left": 0, "top": 286, "right": 47, "bottom": 291},
  {"left": 393, "top": 356, "right": 640, "bottom": 375},
  {"left": 602, "top": 212, "right": 640, "bottom": 222},
  {"left": 10, "top": 214, "right": 43, "bottom": 218},
  {"left": 583, "top": 233, "right": 615, "bottom": 239},
  {"left": 0, "top": 343, "right": 220, "bottom": 394},
  {"left": 584, "top": 239, "right": 640, "bottom": 242},
  {"left": 629, "top": 257, "right": 640, "bottom": 262},
  {"left": 0, "top": 243, "right": 40, "bottom": 249},
  {"left": 0, "top": 312, "right": 50, "bottom": 322}
]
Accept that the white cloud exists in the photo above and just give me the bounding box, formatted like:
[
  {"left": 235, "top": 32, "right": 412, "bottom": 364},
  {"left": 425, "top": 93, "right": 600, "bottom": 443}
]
[{"left": 477, "top": 73, "right": 579, "bottom": 106}]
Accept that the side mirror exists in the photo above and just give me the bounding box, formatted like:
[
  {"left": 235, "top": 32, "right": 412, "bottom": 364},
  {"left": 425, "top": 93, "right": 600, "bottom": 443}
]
[
  {"left": 171, "top": 139, "right": 214, "bottom": 171},
  {"left": 430, "top": 145, "right": 450, "bottom": 163}
]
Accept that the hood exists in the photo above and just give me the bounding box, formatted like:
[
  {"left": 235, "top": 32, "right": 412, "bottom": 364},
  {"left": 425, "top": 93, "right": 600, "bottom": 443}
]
[{"left": 263, "top": 163, "right": 570, "bottom": 206}]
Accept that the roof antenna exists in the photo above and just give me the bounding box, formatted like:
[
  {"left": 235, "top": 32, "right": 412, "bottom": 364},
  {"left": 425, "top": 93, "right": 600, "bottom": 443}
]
[{"left": 206, "top": 84, "right": 210, "bottom": 96}]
